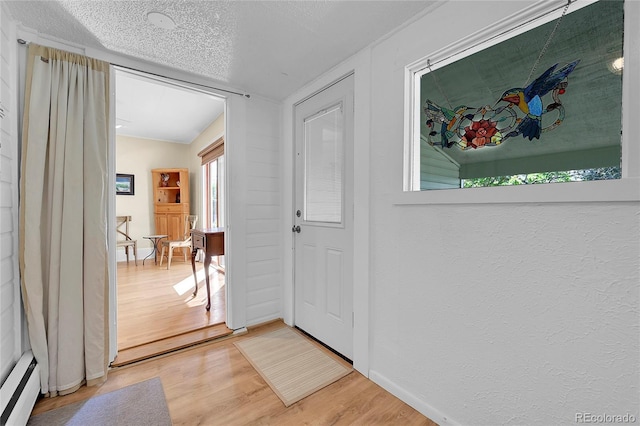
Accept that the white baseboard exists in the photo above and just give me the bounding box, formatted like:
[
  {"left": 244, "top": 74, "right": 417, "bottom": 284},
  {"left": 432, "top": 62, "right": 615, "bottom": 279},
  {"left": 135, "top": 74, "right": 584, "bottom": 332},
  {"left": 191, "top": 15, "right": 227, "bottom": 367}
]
[
  {"left": 232, "top": 327, "right": 248, "bottom": 336},
  {"left": 369, "top": 370, "right": 461, "bottom": 426},
  {"left": 116, "top": 247, "right": 153, "bottom": 263},
  {"left": 116, "top": 248, "right": 221, "bottom": 265}
]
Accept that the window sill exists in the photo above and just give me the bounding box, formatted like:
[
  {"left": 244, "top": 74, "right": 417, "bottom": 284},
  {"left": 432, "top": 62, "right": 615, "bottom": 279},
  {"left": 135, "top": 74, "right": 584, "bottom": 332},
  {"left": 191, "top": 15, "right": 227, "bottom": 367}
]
[{"left": 393, "top": 178, "right": 640, "bottom": 205}]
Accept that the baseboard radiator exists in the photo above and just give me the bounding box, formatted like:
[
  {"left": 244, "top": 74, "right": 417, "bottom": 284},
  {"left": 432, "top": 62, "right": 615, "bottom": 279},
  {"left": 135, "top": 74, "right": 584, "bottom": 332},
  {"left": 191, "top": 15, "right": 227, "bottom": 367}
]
[{"left": 1, "top": 350, "right": 40, "bottom": 426}]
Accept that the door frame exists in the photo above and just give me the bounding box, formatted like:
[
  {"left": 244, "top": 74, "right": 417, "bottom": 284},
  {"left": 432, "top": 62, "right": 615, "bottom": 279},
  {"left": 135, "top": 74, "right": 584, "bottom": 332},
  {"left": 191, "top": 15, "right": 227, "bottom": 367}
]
[
  {"left": 107, "top": 67, "right": 232, "bottom": 362},
  {"left": 282, "top": 51, "right": 372, "bottom": 376}
]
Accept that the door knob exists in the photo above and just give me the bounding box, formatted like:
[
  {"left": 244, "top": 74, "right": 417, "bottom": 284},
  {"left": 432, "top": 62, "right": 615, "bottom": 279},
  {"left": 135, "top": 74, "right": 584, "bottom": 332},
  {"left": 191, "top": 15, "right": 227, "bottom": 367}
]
[{"left": 292, "top": 225, "right": 301, "bottom": 233}]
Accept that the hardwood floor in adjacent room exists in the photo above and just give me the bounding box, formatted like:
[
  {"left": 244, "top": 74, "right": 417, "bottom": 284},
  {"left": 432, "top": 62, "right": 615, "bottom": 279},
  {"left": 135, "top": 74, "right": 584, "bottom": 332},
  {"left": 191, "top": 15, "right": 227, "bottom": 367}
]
[
  {"left": 31, "top": 321, "right": 437, "bottom": 425},
  {"left": 116, "top": 258, "right": 226, "bottom": 351}
]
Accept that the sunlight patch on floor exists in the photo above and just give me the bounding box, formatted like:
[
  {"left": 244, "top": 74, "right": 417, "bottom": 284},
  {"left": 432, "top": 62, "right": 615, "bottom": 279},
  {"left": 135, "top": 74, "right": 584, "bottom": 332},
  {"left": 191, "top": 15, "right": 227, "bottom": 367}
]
[
  {"left": 173, "top": 272, "right": 200, "bottom": 296},
  {"left": 173, "top": 267, "right": 225, "bottom": 297},
  {"left": 186, "top": 295, "right": 206, "bottom": 307}
]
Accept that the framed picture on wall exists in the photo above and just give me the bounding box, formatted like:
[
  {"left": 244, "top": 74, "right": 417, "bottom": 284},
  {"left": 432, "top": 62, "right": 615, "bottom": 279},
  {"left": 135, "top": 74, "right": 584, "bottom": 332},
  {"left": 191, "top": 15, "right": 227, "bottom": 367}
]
[{"left": 116, "top": 173, "right": 135, "bottom": 195}]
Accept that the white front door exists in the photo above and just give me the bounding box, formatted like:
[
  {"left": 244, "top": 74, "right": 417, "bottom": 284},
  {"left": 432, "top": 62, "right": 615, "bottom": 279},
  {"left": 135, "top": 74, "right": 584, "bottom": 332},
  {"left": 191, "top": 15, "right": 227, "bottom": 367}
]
[{"left": 293, "top": 74, "right": 354, "bottom": 359}]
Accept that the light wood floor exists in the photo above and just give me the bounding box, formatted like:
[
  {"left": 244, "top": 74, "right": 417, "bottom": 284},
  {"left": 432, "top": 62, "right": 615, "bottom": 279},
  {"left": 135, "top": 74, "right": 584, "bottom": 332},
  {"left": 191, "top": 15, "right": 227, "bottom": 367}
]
[
  {"left": 32, "top": 321, "right": 437, "bottom": 425},
  {"left": 116, "top": 258, "right": 226, "bottom": 350}
]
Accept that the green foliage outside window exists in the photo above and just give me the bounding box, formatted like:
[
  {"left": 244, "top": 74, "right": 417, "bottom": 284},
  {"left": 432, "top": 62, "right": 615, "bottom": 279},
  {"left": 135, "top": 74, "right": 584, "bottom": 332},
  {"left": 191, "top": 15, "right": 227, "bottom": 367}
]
[{"left": 462, "top": 167, "right": 621, "bottom": 188}]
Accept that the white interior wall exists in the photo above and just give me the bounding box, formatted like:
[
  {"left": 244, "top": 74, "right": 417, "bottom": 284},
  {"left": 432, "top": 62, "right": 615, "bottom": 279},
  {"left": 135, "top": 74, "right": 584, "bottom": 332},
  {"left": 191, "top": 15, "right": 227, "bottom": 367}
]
[
  {"left": 0, "top": 2, "right": 25, "bottom": 383},
  {"left": 226, "top": 95, "right": 283, "bottom": 328}
]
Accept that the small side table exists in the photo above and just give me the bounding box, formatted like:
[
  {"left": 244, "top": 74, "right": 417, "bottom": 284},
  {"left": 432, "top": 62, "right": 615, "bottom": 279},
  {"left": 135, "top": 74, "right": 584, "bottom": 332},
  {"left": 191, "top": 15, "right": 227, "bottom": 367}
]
[
  {"left": 190, "top": 228, "right": 224, "bottom": 310},
  {"left": 143, "top": 235, "right": 168, "bottom": 265}
]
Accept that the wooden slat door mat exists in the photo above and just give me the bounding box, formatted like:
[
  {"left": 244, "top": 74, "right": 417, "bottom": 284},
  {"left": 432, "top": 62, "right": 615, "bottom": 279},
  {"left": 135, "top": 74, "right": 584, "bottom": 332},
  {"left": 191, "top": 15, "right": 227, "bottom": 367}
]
[
  {"left": 234, "top": 327, "right": 353, "bottom": 407},
  {"left": 112, "top": 323, "right": 233, "bottom": 367}
]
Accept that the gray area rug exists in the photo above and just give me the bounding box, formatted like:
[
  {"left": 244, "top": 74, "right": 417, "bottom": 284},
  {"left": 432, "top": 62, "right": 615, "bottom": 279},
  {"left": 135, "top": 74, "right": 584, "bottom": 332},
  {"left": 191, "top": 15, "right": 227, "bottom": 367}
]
[{"left": 27, "top": 377, "right": 172, "bottom": 426}]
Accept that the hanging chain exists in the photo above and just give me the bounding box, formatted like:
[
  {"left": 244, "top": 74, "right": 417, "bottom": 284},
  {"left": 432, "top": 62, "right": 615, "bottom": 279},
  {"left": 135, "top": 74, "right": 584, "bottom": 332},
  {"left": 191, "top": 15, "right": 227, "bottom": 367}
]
[
  {"left": 427, "top": 60, "right": 453, "bottom": 110},
  {"left": 428, "top": 0, "right": 572, "bottom": 106},
  {"left": 524, "top": 0, "right": 572, "bottom": 86}
]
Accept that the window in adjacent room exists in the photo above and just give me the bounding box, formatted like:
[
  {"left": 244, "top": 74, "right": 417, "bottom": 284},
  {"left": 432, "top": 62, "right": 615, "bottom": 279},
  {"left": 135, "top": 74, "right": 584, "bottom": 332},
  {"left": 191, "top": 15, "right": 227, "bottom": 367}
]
[
  {"left": 199, "top": 136, "right": 225, "bottom": 269},
  {"left": 199, "top": 136, "right": 225, "bottom": 229}
]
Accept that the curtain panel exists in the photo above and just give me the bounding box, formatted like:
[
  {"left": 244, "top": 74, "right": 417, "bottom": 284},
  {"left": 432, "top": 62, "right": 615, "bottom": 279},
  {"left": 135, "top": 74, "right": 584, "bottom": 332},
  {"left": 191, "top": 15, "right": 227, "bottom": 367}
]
[{"left": 19, "top": 44, "right": 110, "bottom": 396}]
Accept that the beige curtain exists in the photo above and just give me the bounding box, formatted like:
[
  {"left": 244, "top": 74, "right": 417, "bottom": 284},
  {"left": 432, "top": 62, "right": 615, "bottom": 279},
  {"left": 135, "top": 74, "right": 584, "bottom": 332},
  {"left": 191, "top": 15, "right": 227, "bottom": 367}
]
[{"left": 19, "top": 44, "right": 110, "bottom": 396}]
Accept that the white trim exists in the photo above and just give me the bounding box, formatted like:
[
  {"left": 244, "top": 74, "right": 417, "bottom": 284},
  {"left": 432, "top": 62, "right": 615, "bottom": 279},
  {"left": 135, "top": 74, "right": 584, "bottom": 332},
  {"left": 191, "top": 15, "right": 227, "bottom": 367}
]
[
  {"left": 369, "top": 370, "right": 461, "bottom": 426},
  {"left": 407, "top": 1, "right": 597, "bottom": 77},
  {"left": 404, "top": 62, "right": 419, "bottom": 191},
  {"left": 404, "top": 0, "right": 638, "bottom": 200},
  {"left": 351, "top": 49, "right": 372, "bottom": 375},
  {"left": 283, "top": 95, "right": 295, "bottom": 328},
  {"left": 621, "top": 0, "right": 640, "bottom": 178},
  {"left": 108, "top": 67, "right": 117, "bottom": 362},
  {"left": 393, "top": 177, "right": 640, "bottom": 206},
  {"left": 223, "top": 95, "right": 245, "bottom": 330},
  {"left": 114, "top": 247, "right": 155, "bottom": 263}
]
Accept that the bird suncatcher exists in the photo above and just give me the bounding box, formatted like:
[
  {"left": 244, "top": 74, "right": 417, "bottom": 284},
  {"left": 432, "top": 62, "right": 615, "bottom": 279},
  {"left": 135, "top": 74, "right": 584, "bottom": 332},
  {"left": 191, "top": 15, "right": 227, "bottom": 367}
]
[{"left": 424, "top": 1, "right": 578, "bottom": 150}]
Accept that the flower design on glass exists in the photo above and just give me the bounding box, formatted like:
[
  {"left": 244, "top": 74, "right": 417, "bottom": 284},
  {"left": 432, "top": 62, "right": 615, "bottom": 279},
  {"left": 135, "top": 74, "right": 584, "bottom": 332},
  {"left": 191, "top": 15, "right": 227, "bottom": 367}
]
[{"left": 462, "top": 119, "right": 500, "bottom": 149}]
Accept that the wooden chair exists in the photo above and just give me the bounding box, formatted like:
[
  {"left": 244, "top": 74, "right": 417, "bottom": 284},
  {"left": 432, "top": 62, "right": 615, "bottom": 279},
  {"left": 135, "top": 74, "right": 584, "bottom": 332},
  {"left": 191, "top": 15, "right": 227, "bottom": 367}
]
[
  {"left": 159, "top": 215, "right": 198, "bottom": 270},
  {"left": 116, "top": 215, "right": 137, "bottom": 265}
]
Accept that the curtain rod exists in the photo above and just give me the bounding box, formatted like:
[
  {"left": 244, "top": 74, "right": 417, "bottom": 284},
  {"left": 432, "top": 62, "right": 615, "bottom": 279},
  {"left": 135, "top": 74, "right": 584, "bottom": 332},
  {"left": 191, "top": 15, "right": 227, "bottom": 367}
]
[{"left": 16, "top": 38, "right": 251, "bottom": 99}]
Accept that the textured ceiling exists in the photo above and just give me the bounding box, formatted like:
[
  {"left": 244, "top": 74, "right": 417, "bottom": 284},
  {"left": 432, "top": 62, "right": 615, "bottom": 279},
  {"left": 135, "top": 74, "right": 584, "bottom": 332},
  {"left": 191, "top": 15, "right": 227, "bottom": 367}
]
[{"left": 4, "top": 0, "right": 436, "bottom": 100}]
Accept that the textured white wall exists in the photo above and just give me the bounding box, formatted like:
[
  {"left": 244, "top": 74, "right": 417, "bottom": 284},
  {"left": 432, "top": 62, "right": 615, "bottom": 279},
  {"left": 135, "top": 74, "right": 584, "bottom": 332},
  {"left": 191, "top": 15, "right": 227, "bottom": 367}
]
[
  {"left": 371, "top": 203, "right": 639, "bottom": 425},
  {"left": 366, "top": 1, "right": 640, "bottom": 425}
]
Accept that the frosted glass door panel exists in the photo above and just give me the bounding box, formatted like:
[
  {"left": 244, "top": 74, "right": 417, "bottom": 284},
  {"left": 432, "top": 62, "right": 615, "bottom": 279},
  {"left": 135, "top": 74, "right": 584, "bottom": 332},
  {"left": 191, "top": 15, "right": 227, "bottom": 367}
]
[{"left": 304, "top": 104, "right": 343, "bottom": 223}]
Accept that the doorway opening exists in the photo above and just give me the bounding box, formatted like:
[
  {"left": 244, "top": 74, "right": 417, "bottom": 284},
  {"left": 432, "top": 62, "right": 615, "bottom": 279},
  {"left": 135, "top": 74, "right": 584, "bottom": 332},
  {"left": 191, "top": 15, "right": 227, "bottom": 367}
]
[{"left": 112, "top": 67, "right": 230, "bottom": 365}]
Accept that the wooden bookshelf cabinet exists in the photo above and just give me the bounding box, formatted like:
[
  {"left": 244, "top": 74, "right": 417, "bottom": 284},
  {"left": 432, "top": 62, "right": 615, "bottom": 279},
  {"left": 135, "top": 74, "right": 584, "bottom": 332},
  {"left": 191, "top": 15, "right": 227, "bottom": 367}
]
[{"left": 151, "top": 168, "right": 190, "bottom": 252}]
